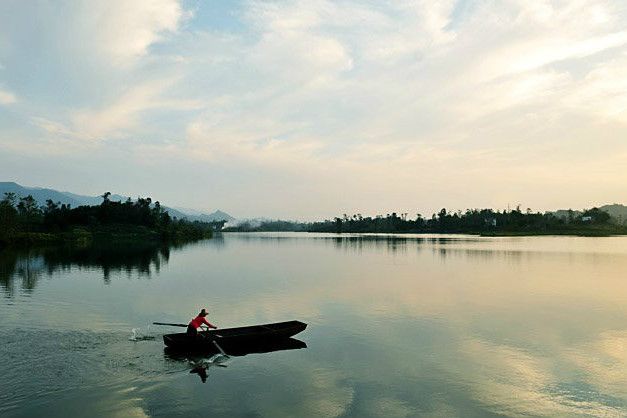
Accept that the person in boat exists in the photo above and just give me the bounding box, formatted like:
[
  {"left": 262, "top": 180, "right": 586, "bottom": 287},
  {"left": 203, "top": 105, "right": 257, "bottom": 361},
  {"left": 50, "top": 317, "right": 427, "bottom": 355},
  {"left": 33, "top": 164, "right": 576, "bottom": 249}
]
[{"left": 187, "top": 308, "right": 217, "bottom": 336}]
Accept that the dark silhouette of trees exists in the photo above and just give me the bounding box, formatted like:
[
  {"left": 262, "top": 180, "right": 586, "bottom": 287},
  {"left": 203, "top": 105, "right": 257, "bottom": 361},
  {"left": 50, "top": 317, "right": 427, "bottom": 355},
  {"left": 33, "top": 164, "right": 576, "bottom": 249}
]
[
  {"left": 224, "top": 206, "right": 621, "bottom": 235},
  {"left": 0, "top": 193, "right": 217, "bottom": 246},
  {"left": 1, "top": 193, "right": 19, "bottom": 242}
]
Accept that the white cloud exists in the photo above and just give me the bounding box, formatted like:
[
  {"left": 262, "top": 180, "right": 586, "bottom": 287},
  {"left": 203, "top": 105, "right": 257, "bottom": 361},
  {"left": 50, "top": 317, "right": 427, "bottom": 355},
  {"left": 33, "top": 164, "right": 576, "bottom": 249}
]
[
  {"left": 73, "top": 0, "right": 185, "bottom": 66},
  {"left": 0, "top": 0, "right": 186, "bottom": 71},
  {"left": 29, "top": 77, "right": 203, "bottom": 141},
  {"left": 564, "top": 53, "right": 627, "bottom": 122},
  {"left": 0, "top": 87, "right": 16, "bottom": 104},
  {"left": 182, "top": 0, "right": 627, "bottom": 152},
  {"left": 70, "top": 77, "right": 202, "bottom": 139},
  {"left": 31, "top": 117, "right": 77, "bottom": 138}
]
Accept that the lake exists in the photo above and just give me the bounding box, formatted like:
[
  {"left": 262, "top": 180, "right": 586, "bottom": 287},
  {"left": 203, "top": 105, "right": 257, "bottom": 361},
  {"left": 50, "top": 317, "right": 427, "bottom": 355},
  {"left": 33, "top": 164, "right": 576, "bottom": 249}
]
[{"left": 1, "top": 233, "right": 626, "bottom": 417}]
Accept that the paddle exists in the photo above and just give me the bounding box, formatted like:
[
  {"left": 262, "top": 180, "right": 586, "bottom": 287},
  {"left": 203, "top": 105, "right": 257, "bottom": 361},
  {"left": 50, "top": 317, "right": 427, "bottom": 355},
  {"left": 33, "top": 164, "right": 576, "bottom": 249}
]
[{"left": 153, "top": 322, "right": 188, "bottom": 327}]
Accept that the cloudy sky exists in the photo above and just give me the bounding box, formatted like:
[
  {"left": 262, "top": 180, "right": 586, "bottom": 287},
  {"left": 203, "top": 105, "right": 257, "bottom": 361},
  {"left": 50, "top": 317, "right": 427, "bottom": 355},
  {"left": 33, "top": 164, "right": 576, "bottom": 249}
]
[{"left": 0, "top": 0, "right": 626, "bottom": 219}]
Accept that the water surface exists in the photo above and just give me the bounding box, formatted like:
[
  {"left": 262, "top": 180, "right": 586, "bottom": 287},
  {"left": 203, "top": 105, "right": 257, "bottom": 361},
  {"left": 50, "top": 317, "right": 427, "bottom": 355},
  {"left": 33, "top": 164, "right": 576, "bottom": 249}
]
[{"left": 1, "top": 233, "right": 626, "bottom": 417}]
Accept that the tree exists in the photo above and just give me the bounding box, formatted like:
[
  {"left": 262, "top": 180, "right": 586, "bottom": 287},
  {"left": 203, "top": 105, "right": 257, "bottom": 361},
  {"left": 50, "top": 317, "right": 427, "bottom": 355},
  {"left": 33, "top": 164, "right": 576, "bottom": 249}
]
[
  {"left": 334, "top": 217, "right": 342, "bottom": 234},
  {"left": 0, "top": 193, "right": 19, "bottom": 242},
  {"left": 45, "top": 199, "right": 59, "bottom": 213},
  {"left": 582, "top": 207, "right": 610, "bottom": 224},
  {"left": 17, "top": 195, "right": 39, "bottom": 216},
  {"left": 16, "top": 195, "right": 42, "bottom": 231},
  {"left": 3, "top": 192, "right": 17, "bottom": 206}
]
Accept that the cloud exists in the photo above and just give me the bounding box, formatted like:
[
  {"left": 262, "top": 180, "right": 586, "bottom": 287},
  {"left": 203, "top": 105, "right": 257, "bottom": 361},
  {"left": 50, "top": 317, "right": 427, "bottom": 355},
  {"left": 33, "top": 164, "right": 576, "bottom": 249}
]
[
  {"left": 0, "top": 0, "right": 186, "bottom": 71},
  {"left": 70, "top": 77, "right": 203, "bottom": 140},
  {"left": 63, "top": 0, "right": 186, "bottom": 66},
  {"left": 0, "top": 87, "right": 16, "bottom": 104},
  {"left": 565, "top": 52, "right": 627, "bottom": 122},
  {"left": 93, "top": 0, "right": 184, "bottom": 63},
  {"left": 31, "top": 117, "right": 77, "bottom": 138},
  {"left": 29, "top": 78, "right": 204, "bottom": 141},
  {"left": 181, "top": 0, "right": 627, "bottom": 152}
]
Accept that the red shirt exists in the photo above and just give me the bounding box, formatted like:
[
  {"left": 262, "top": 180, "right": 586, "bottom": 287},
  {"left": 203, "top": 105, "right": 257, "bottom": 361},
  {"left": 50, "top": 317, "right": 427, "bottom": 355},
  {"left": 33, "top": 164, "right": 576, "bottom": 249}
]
[{"left": 189, "top": 315, "right": 213, "bottom": 329}]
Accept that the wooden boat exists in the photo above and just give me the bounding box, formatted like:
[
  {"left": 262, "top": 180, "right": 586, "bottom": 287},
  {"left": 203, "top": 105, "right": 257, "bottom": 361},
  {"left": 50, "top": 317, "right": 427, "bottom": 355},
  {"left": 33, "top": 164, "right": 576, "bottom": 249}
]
[{"left": 163, "top": 320, "right": 307, "bottom": 351}]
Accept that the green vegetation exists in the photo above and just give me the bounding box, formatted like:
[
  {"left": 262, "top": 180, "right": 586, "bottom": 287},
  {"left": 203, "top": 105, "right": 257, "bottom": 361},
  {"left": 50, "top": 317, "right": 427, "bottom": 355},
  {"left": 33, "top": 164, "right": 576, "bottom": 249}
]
[
  {"left": 224, "top": 206, "right": 627, "bottom": 236},
  {"left": 0, "top": 192, "right": 223, "bottom": 247}
]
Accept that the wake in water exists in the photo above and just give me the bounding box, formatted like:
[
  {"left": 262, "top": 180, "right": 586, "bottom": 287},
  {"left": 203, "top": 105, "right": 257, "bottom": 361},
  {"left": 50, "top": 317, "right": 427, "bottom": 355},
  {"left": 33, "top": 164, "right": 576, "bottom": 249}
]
[
  {"left": 129, "top": 326, "right": 156, "bottom": 341},
  {"left": 189, "top": 351, "right": 231, "bottom": 383}
]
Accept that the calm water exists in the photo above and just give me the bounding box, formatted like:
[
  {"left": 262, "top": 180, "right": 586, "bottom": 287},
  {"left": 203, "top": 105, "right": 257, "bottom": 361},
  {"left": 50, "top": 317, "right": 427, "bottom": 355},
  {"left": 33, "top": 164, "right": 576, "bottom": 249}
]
[{"left": 1, "top": 233, "right": 627, "bottom": 417}]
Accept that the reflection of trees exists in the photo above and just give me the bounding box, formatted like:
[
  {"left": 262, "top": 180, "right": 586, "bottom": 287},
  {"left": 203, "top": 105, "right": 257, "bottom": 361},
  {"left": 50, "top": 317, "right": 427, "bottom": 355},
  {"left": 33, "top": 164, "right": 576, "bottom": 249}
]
[
  {"left": 0, "top": 250, "right": 44, "bottom": 296},
  {"left": 0, "top": 242, "right": 178, "bottom": 296},
  {"left": 325, "top": 235, "right": 475, "bottom": 254},
  {"left": 224, "top": 233, "right": 488, "bottom": 255},
  {"left": 330, "top": 236, "right": 410, "bottom": 255},
  {"left": 42, "top": 241, "right": 172, "bottom": 284},
  {"left": 203, "top": 233, "right": 225, "bottom": 249}
]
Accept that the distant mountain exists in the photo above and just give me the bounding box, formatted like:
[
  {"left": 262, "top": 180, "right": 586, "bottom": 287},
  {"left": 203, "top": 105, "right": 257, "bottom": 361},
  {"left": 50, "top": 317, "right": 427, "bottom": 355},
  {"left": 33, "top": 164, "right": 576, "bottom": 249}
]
[
  {"left": 197, "top": 210, "right": 236, "bottom": 222},
  {"left": 60, "top": 190, "right": 129, "bottom": 206},
  {"left": 0, "top": 182, "right": 86, "bottom": 207},
  {"left": 0, "top": 182, "right": 234, "bottom": 223},
  {"left": 172, "top": 207, "right": 235, "bottom": 222}
]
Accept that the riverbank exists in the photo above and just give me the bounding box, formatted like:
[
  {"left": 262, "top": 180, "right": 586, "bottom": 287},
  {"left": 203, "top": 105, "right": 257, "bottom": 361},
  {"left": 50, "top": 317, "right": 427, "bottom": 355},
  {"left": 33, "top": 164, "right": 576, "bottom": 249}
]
[
  {"left": 225, "top": 227, "right": 627, "bottom": 237},
  {"left": 479, "top": 230, "right": 626, "bottom": 237}
]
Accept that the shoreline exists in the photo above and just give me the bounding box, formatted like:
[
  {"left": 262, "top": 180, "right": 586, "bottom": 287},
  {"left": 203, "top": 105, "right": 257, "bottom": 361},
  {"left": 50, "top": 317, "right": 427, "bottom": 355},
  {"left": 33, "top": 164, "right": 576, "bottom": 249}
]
[
  {"left": 223, "top": 229, "right": 627, "bottom": 238},
  {"left": 0, "top": 226, "right": 213, "bottom": 250}
]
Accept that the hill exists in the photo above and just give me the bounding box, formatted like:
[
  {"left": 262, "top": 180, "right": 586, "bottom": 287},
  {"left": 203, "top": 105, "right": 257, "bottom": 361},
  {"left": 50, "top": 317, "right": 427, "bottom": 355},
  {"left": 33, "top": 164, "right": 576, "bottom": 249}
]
[
  {"left": 550, "top": 204, "right": 626, "bottom": 225},
  {"left": 0, "top": 182, "right": 234, "bottom": 223},
  {"left": 0, "top": 182, "right": 85, "bottom": 208},
  {"left": 600, "top": 204, "right": 627, "bottom": 224}
]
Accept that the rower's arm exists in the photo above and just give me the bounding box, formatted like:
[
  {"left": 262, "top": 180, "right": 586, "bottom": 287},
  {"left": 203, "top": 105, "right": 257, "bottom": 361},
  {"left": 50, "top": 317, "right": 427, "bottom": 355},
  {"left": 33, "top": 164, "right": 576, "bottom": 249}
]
[{"left": 202, "top": 317, "right": 218, "bottom": 329}]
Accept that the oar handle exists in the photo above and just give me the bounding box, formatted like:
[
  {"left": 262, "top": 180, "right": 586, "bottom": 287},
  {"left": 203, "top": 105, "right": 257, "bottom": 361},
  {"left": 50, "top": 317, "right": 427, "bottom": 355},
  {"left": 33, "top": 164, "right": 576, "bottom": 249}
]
[{"left": 153, "top": 322, "right": 188, "bottom": 327}]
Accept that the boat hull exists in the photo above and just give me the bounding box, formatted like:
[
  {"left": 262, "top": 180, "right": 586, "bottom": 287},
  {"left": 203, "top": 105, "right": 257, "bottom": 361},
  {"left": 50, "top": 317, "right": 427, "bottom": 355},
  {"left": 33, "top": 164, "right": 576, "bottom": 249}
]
[{"left": 163, "top": 320, "right": 307, "bottom": 351}]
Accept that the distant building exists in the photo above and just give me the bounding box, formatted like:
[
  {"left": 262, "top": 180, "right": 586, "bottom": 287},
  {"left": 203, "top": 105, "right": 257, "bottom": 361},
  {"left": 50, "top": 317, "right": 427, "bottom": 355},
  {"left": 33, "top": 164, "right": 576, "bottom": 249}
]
[
  {"left": 485, "top": 218, "right": 497, "bottom": 227},
  {"left": 581, "top": 216, "right": 593, "bottom": 222}
]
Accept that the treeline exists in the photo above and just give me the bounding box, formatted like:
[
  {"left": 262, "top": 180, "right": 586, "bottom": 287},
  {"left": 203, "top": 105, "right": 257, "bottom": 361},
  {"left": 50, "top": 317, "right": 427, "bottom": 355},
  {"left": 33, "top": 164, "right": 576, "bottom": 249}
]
[
  {"left": 224, "top": 206, "right": 624, "bottom": 235},
  {"left": 0, "top": 192, "right": 222, "bottom": 245}
]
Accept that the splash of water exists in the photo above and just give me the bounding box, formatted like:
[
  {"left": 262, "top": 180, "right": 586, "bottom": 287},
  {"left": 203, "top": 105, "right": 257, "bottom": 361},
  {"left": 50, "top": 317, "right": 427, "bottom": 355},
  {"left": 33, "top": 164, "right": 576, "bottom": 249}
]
[{"left": 129, "top": 326, "right": 155, "bottom": 341}]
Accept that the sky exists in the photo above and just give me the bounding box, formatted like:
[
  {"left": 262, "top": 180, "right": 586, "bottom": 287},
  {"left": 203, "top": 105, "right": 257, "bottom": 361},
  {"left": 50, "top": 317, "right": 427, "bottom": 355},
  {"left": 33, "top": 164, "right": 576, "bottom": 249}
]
[{"left": 0, "top": 0, "right": 626, "bottom": 219}]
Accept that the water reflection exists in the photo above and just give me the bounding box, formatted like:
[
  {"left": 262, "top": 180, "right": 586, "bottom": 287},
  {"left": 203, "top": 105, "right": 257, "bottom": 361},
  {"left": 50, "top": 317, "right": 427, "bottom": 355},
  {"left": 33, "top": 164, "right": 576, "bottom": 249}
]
[
  {"left": 2, "top": 233, "right": 627, "bottom": 417},
  {"left": 0, "top": 242, "right": 175, "bottom": 296},
  {"left": 228, "top": 232, "right": 483, "bottom": 255},
  {"left": 227, "top": 233, "right": 627, "bottom": 260},
  {"left": 165, "top": 338, "right": 307, "bottom": 384}
]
